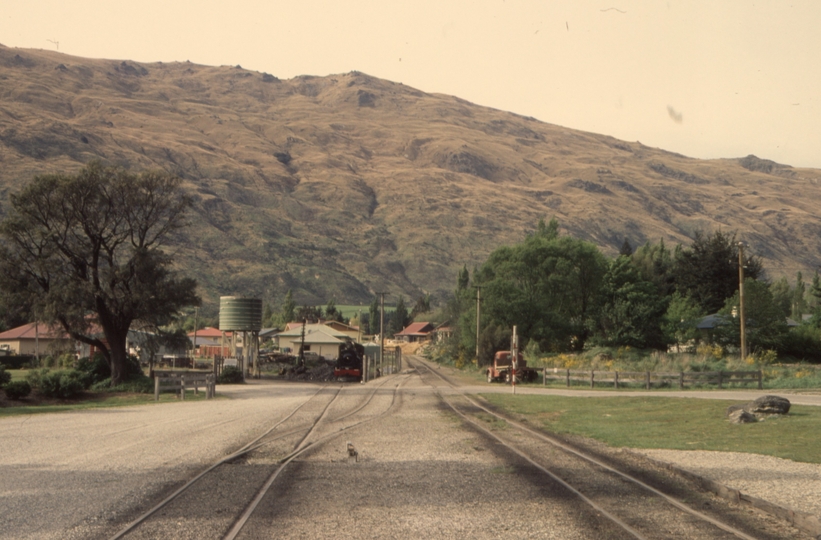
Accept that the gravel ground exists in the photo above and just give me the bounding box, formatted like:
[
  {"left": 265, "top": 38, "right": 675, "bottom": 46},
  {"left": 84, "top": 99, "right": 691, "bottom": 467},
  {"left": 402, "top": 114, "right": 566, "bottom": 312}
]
[
  {"left": 1, "top": 375, "right": 819, "bottom": 539},
  {"left": 633, "top": 449, "right": 821, "bottom": 517},
  {"left": 0, "top": 382, "right": 322, "bottom": 539}
]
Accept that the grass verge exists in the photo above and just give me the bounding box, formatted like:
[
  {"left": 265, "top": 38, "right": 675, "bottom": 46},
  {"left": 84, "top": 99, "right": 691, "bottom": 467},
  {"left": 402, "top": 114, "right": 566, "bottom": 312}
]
[
  {"left": 0, "top": 390, "right": 215, "bottom": 417},
  {"left": 481, "top": 393, "right": 821, "bottom": 464}
]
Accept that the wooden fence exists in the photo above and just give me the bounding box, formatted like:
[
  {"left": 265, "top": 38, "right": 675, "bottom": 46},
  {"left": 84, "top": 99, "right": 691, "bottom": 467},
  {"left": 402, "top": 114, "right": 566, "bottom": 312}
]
[
  {"left": 541, "top": 368, "right": 763, "bottom": 390},
  {"left": 154, "top": 371, "right": 216, "bottom": 401}
]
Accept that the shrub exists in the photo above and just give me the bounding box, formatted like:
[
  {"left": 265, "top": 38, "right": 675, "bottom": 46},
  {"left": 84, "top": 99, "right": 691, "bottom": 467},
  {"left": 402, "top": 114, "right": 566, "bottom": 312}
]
[
  {"left": 0, "top": 365, "right": 10, "bottom": 387},
  {"left": 217, "top": 365, "right": 244, "bottom": 384},
  {"left": 75, "top": 354, "right": 111, "bottom": 384},
  {"left": 4, "top": 380, "right": 31, "bottom": 400},
  {"left": 91, "top": 375, "right": 153, "bottom": 393},
  {"left": 25, "top": 368, "right": 50, "bottom": 389},
  {"left": 0, "top": 355, "right": 35, "bottom": 369},
  {"left": 38, "top": 370, "right": 87, "bottom": 399}
]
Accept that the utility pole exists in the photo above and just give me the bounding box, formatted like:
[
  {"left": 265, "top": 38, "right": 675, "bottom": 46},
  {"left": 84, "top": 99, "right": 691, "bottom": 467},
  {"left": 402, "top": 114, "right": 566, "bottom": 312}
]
[
  {"left": 473, "top": 285, "right": 481, "bottom": 363},
  {"left": 738, "top": 242, "right": 747, "bottom": 362},
  {"left": 377, "top": 292, "right": 387, "bottom": 379}
]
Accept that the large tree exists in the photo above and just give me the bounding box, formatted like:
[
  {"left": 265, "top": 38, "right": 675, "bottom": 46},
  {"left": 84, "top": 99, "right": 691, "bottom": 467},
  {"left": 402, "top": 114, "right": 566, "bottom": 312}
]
[
  {"left": 0, "top": 161, "right": 200, "bottom": 385},
  {"left": 471, "top": 228, "right": 608, "bottom": 357},
  {"left": 673, "top": 230, "right": 762, "bottom": 314}
]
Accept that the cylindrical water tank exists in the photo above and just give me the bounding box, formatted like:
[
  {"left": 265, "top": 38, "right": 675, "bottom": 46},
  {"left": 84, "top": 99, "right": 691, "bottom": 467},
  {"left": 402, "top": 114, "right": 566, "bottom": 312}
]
[{"left": 219, "top": 296, "right": 263, "bottom": 331}]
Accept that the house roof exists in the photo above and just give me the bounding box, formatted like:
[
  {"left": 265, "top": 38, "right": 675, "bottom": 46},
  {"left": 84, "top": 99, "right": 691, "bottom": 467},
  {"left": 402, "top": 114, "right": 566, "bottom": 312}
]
[
  {"left": 395, "top": 322, "right": 435, "bottom": 336},
  {"left": 0, "top": 323, "right": 68, "bottom": 340},
  {"left": 285, "top": 327, "right": 346, "bottom": 345},
  {"left": 187, "top": 327, "right": 232, "bottom": 338},
  {"left": 276, "top": 324, "right": 349, "bottom": 339}
]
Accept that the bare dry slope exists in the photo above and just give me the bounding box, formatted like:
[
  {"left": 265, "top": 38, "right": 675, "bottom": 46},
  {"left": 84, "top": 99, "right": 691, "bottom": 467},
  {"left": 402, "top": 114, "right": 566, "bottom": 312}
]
[{"left": 1, "top": 44, "right": 820, "bottom": 308}]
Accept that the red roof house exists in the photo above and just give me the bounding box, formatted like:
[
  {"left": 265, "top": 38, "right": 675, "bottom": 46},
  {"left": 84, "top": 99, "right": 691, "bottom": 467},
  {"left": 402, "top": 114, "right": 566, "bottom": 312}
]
[{"left": 394, "top": 322, "right": 436, "bottom": 343}]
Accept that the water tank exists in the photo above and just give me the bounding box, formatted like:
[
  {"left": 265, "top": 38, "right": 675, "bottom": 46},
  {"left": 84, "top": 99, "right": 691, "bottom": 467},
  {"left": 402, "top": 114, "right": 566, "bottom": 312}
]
[{"left": 219, "top": 297, "right": 263, "bottom": 331}]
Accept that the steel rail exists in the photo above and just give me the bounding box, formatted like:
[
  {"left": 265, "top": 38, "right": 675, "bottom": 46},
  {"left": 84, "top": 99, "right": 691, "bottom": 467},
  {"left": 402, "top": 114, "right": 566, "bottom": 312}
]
[
  {"left": 222, "top": 375, "right": 409, "bottom": 540},
  {"left": 409, "top": 356, "right": 761, "bottom": 540},
  {"left": 108, "top": 383, "right": 335, "bottom": 540}
]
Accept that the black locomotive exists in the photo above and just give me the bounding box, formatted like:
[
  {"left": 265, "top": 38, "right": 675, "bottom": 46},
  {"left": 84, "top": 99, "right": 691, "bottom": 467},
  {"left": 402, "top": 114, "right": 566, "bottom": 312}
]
[{"left": 334, "top": 340, "right": 364, "bottom": 381}]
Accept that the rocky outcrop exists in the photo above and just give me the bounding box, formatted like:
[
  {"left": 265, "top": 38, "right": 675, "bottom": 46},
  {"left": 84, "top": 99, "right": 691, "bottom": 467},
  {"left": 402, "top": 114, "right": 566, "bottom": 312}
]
[{"left": 726, "top": 395, "right": 791, "bottom": 423}]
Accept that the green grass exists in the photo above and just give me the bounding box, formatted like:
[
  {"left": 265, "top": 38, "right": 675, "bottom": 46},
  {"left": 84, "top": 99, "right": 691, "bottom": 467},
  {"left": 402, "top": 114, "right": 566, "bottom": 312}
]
[
  {"left": 8, "top": 369, "right": 28, "bottom": 382},
  {"left": 0, "top": 389, "right": 216, "bottom": 417},
  {"left": 481, "top": 394, "right": 821, "bottom": 464}
]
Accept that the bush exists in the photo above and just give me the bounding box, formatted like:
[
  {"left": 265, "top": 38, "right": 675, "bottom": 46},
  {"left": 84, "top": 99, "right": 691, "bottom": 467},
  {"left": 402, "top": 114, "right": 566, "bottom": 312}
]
[
  {"left": 91, "top": 375, "right": 153, "bottom": 393},
  {"left": 0, "top": 355, "right": 35, "bottom": 369},
  {"left": 0, "top": 365, "right": 10, "bottom": 387},
  {"left": 217, "top": 365, "right": 244, "bottom": 384},
  {"left": 4, "top": 380, "right": 31, "bottom": 400},
  {"left": 37, "top": 369, "right": 87, "bottom": 399},
  {"left": 75, "top": 354, "right": 111, "bottom": 384}
]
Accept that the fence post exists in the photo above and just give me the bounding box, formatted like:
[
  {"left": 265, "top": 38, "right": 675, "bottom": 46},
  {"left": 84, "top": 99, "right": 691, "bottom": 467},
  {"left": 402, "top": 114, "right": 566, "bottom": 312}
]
[
  {"left": 758, "top": 370, "right": 763, "bottom": 390},
  {"left": 543, "top": 367, "right": 546, "bottom": 387},
  {"left": 566, "top": 369, "right": 570, "bottom": 387},
  {"left": 645, "top": 371, "right": 650, "bottom": 390},
  {"left": 614, "top": 371, "right": 619, "bottom": 389},
  {"left": 590, "top": 370, "right": 595, "bottom": 389},
  {"left": 718, "top": 371, "right": 723, "bottom": 389},
  {"left": 181, "top": 375, "right": 185, "bottom": 401},
  {"left": 679, "top": 372, "right": 684, "bottom": 389},
  {"left": 154, "top": 375, "right": 160, "bottom": 401}
]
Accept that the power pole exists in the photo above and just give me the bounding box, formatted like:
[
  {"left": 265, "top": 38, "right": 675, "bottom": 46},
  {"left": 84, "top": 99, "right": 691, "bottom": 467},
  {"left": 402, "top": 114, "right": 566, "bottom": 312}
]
[
  {"left": 377, "top": 292, "right": 387, "bottom": 379},
  {"left": 738, "top": 242, "right": 747, "bottom": 362},
  {"left": 473, "top": 285, "right": 481, "bottom": 363}
]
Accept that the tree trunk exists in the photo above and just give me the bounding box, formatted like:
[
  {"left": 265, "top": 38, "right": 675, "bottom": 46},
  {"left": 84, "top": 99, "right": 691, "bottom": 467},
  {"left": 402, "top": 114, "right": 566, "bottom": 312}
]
[{"left": 101, "top": 324, "right": 131, "bottom": 386}]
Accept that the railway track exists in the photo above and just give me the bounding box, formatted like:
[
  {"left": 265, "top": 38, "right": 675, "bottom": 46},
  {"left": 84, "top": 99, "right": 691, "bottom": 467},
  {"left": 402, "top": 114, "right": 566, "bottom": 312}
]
[
  {"left": 407, "top": 355, "right": 778, "bottom": 540},
  {"left": 109, "top": 374, "right": 408, "bottom": 539}
]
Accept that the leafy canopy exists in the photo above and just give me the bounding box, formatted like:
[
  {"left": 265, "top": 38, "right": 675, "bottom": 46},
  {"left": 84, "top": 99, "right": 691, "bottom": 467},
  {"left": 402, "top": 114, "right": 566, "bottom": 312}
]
[{"left": 0, "top": 161, "right": 200, "bottom": 385}]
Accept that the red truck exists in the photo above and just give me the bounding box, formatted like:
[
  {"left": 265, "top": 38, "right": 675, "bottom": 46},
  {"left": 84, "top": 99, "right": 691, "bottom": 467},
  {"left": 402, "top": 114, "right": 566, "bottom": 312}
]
[{"left": 486, "top": 351, "right": 538, "bottom": 384}]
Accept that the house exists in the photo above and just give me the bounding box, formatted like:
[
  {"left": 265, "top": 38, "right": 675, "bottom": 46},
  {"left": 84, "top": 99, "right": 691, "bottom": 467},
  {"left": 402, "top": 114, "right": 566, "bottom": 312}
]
[
  {"left": 394, "top": 322, "right": 436, "bottom": 343},
  {"left": 187, "top": 327, "right": 233, "bottom": 358},
  {"left": 277, "top": 326, "right": 350, "bottom": 359},
  {"left": 0, "top": 323, "right": 73, "bottom": 356},
  {"left": 432, "top": 322, "right": 453, "bottom": 342}
]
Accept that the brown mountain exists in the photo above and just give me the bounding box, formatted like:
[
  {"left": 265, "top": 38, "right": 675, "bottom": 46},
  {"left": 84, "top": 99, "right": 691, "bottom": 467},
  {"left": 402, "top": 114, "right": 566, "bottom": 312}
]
[{"left": 1, "top": 44, "right": 820, "bottom": 310}]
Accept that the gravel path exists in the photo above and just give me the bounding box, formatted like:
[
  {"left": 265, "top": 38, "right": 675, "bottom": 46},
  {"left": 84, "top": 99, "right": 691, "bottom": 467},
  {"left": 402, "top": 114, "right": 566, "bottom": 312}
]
[
  {"left": 0, "top": 383, "right": 320, "bottom": 539},
  {"left": 1, "top": 376, "right": 818, "bottom": 539},
  {"left": 633, "top": 449, "right": 821, "bottom": 518}
]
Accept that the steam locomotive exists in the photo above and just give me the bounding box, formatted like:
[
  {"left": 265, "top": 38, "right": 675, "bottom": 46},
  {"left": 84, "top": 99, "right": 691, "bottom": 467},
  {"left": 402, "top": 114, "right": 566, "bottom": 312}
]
[{"left": 334, "top": 340, "right": 364, "bottom": 381}]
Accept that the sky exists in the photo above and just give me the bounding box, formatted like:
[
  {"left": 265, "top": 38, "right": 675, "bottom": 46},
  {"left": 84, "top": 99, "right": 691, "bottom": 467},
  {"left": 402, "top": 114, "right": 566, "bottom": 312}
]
[{"left": 2, "top": 1, "right": 820, "bottom": 168}]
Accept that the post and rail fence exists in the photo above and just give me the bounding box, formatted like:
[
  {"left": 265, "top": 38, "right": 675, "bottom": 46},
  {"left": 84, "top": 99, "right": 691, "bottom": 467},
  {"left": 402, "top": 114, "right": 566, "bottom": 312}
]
[
  {"left": 541, "top": 368, "right": 763, "bottom": 390},
  {"left": 154, "top": 371, "right": 216, "bottom": 401}
]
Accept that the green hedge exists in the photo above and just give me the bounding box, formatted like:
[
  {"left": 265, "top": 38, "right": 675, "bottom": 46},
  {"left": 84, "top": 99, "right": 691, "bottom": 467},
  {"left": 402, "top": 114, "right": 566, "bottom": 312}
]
[{"left": 0, "top": 355, "right": 35, "bottom": 369}]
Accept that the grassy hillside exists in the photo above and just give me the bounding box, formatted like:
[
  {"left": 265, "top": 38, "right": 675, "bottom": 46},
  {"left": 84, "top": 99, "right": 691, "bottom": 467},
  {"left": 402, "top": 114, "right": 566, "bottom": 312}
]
[{"left": 2, "top": 44, "right": 820, "bottom": 315}]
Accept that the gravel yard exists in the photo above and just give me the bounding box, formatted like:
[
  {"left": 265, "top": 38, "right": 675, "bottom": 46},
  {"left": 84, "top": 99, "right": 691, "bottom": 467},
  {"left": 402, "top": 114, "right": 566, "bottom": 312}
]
[
  {"left": 633, "top": 449, "right": 821, "bottom": 518},
  {"left": 1, "top": 376, "right": 819, "bottom": 539}
]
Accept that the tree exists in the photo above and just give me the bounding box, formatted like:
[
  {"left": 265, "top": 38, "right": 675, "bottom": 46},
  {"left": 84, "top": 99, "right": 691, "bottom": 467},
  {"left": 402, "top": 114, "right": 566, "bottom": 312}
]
[
  {"left": 368, "top": 296, "right": 379, "bottom": 336},
  {"left": 410, "top": 294, "right": 431, "bottom": 320},
  {"left": 792, "top": 271, "right": 807, "bottom": 321},
  {"left": 325, "top": 299, "right": 345, "bottom": 323},
  {"left": 280, "top": 289, "right": 296, "bottom": 326},
  {"left": 471, "top": 228, "right": 608, "bottom": 355},
  {"left": 390, "top": 296, "right": 410, "bottom": 336},
  {"left": 593, "top": 256, "right": 667, "bottom": 349},
  {"left": 769, "top": 277, "right": 792, "bottom": 319},
  {"left": 632, "top": 238, "right": 675, "bottom": 297},
  {"left": 0, "top": 161, "right": 200, "bottom": 385},
  {"left": 673, "top": 230, "right": 762, "bottom": 314},
  {"left": 717, "top": 278, "right": 787, "bottom": 352},
  {"left": 619, "top": 238, "right": 633, "bottom": 257},
  {"left": 662, "top": 292, "right": 703, "bottom": 352}
]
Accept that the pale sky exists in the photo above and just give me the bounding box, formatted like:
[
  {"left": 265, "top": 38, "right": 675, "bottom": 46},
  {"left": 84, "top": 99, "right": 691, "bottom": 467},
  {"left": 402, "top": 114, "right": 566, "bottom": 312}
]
[{"left": 2, "top": 1, "right": 820, "bottom": 168}]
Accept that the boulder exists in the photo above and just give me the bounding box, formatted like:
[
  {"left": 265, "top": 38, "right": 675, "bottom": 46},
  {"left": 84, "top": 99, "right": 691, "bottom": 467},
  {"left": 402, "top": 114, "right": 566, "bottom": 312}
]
[
  {"left": 726, "top": 395, "right": 791, "bottom": 421},
  {"left": 746, "top": 395, "right": 791, "bottom": 415},
  {"left": 728, "top": 409, "right": 758, "bottom": 424}
]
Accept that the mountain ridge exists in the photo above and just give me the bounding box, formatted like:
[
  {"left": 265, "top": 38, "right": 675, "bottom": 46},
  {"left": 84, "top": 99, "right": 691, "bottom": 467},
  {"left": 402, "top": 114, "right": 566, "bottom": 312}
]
[{"left": 1, "top": 44, "right": 820, "bottom": 310}]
